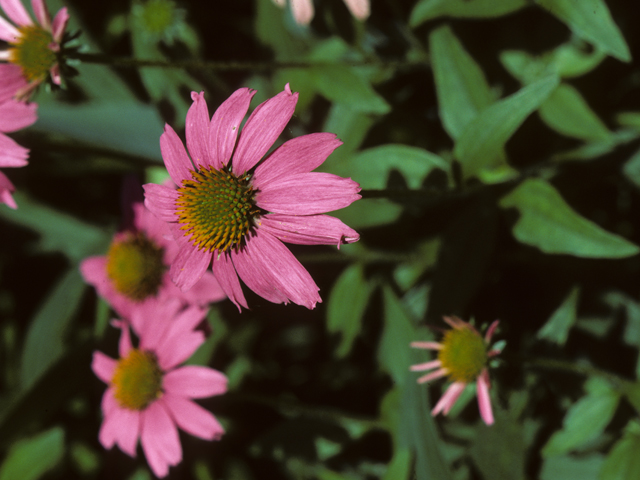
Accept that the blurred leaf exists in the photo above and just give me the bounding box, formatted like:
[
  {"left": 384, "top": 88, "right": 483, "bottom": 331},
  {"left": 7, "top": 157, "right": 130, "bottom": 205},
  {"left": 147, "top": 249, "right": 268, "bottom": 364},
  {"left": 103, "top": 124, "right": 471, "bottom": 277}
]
[
  {"left": 543, "top": 377, "right": 620, "bottom": 456},
  {"left": 429, "top": 25, "right": 494, "bottom": 140},
  {"left": 539, "top": 84, "right": 612, "bottom": 141},
  {"left": 0, "top": 427, "right": 64, "bottom": 480},
  {"left": 617, "top": 112, "right": 640, "bottom": 131},
  {"left": 410, "top": 0, "right": 527, "bottom": 26},
  {"left": 622, "top": 148, "right": 640, "bottom": 190},
  {"left": 327, "top": 264, "right": 373, "bottom": 358},
  {"left": 603, "top": 292, "right": 640, "bottom": 378},
  {"left": 337, "top": 144, "right": 449, "bottom": 190},
  {"left": 552, "top": 129, "right": 638, "bottom": 162},
  {"left": 599, "top": 420, "right": 640, "bottom": 480},
  {"left": 331, "top": 199, "right": 403, "bottom": 229},
  {"left": 255, "top": 0, "right": 306, "bottom": 60},
  {"left": 320, "top": 104, "right": 376, "bottom": 170},
  {"left": 499, "top": 179, "right": 640, "bottom": 258},
  {"left": 454, "top": 75, "right": 559, "bottom": 179},
  {"left": 128, "top": 469, "right": 153, "bottom": 480},
  {"left": 394, "top": 238, "right": 441, "bottom": 291},
  {"left": 540, "top": 454, "right": 605, "bottom": 480},
  {"left": 535, "top": 0, "right": 630, "bottom": 62},
  {"left": 0, "top": 192, "right": 108, "bottom": 263},
  {"left": 383, "top": 448, "right": 411, "bottom": 480},
  {"left": 70, "top": 441, "right": 100, "bottom": 475},
  {"left": 186, "top": 307, "right": 228, "bottom": 366},
  {"left": 20, "top": 269, "right": 86, "bottom": 390},
  {"left": 538, "top": 286, "right": 580, "bottom": 345}
]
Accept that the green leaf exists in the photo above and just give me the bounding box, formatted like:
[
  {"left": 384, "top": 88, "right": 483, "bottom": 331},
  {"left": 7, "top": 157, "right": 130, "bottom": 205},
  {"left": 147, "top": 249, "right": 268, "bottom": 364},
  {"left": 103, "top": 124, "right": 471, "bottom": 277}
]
[
  {"left": 320, "top": 104, "right": 376, "bottom": 171},
  {"left": 599, "top": 420, "right": 640, "bottom": 480},
  {"left": 538, "top": 286, "right": 580, "bottom": 345},
  {"left": 543, "top": 377, "right": 620, "bottom": 456},
  {"left": 336, "top": 144, "right": 449, "bottom": 190},
  {"left": 429, "top": 25, "right": 494, "bottom": 140},
  {"left": 540, "top": 454, "right": 605, "bottom": 480},
  {"left": 539, "top": 84, "right": 612, "bottom": 141},
  {"left": 383, "top": 448, "right": 412, "bottom": 480},
  {"left": 499, "top": 179, "right": 640, "bottom": 258},
  {"left": 20, "top": 269, "right": 86, "bottom": 391},
  {"left": 535, "top": 0, "right": 630, "bottom": 62},
  {"left": 394, "top": 238, "right": 441, "bottom": 291},
  {"left": 0, "top": 427, "right": 64, "bottom": 480},
  {"left": 623, "top": 148, "right": 640, "bottom": 190},
  {"left": 327, "top": 264, "right": 373, "bottom": 358},
  {"left": 331, "top": 199, "right": 403, "bottom": 229},
  {"left": 454, "top": 75, "right": 559, "bottom": 179},
  {"left": 410, "top": 0, "right": 527, "bottom": 27}
]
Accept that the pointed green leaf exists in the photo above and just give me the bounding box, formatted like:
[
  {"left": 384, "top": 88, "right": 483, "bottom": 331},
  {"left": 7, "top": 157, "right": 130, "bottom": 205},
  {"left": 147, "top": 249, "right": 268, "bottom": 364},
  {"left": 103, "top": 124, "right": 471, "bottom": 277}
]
[
  {"left": 543, "top": 377, "right": 620, "bottom": 456},
  {"left": 539, "top": 84, "right": 612, "bottom": 141},
  {"left": 327, "top": 264, "right": 373, "bottom": 358},
  {"left": 0, "top": 427, "right": 64, "bottom": 480},
  {"left": 429, "top": 25, "right": 494, "bottom": 139},
  {"left": 499, "top": 179, "right": 640, "bottom": 258},
  {"left": 410, "top": 0, "right": 527, "bottom": 27},
  {"left": 454, "top": 75, "right": 559, "bottom": 178},
  {"left": 540, "top": 454, "right": 604, "bottom": 480},
  {"left": 536, "top": 0, "right": 630, "bottom": 62},
  {"left": 623, "top": 148, "right": 640, "bottom": 190},
  {"left": 599, "top": 420, "right": 640, "bottom": 480},
  {"left": 538, "top": 286, "right": 580, "bottom": 345},
  {"left": 331, "top": 199, "right": 403, "bottom": 229}
]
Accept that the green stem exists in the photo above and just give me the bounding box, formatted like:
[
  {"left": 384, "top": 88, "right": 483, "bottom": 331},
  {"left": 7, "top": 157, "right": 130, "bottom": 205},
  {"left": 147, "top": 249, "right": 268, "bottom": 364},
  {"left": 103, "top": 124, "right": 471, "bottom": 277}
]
[
  {"left": 524, "top": 357, "right": 631, "bottom": 389},
  {"left": 68, "top": 52, "right": 428, "bottom": 71}
]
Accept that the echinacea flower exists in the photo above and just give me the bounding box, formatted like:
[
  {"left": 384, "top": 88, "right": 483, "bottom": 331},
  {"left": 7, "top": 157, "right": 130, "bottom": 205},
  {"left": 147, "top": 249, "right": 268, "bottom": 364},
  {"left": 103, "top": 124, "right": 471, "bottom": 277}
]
[
  {"left": 0, "top": 96, "right": 37, "bottom": 208},
  {"left": 92, "top": 299, "right": 227, "bottom": 478},
  {"left": 272, "top": 0, "right": 370, "bottom": 25},
  {"left": 143, "top": 85, "right": 361, "bottom": 310},
  {"left": 410, "top": 316, "right": 501, "bottom": 426},
  {"left": 81, "top": 201, "right": 226, "bottom": 319},
  {"left": 0, "top": 0, "right": 69, "bottom": 99}
]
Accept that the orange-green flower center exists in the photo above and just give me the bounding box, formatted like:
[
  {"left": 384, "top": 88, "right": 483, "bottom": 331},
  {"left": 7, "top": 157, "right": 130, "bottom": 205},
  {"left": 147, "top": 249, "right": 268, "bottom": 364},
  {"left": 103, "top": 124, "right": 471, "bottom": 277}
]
[
  {"left": 106, "top": 233, "right": 165, "bottom": 301},
  {"left": 8, "top": 25, "right": 57, "bottom": 83},
  {"left": 176, "top": 165, "right": 260, "bottom": 253},
  {"left": 438, "top": 326, "right": 487, "bottom": 383},
  {"left": 112, "top": 349, "right": 163, "bottom": 410},
  {"left": 139, "top": 0, "right": 175, "bottom": 34}
]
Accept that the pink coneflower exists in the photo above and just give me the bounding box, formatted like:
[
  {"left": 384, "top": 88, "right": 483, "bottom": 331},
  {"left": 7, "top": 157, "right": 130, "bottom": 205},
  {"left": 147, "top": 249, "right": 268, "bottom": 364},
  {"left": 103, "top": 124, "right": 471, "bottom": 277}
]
[
  {"left": 410, "top": 316, "right": 501, "bottom": 426},
  {"left": 0, "top": 96, "right": 37, "bottom": 208},
  {"left": 81, "top": 201, "right": 226, "bottom": 319},
  {"left": 143, "top": 85, "right": 360, "bottom": 310},
  {"left": 92, "top": 300, "right": 227, "bottom": 478},
  {"left": 0, "top": 0, "right": 69, "bottom": 99},
  {"left": 272, "top": 0, "right": 370, "bottom": 25}
]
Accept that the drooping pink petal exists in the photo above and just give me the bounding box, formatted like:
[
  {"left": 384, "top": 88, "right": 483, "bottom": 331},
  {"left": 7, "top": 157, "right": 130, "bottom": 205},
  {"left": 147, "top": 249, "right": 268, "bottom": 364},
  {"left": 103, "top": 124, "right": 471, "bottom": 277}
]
[
  {"left": 143, "top": 183, "right": 179, "bottom": 222},
  {"left": 49, "top": 63, "right": 60, "bottom": 84},
  {"left": 0, "top": 14, "right": 21, "bottom": 42},
  {"left": 476, "top": 370, "right": 494, "bottom": 425},
  {"left": 169, "top": 243, "right": 212, "bottom": 291},
  {"left": 257, "top": 214, "right": 359, "bottom": 248},
  {"left": 208, "top": 87, "right": 256, "bottom": 170},
  {"left": 416, "top": 368, "right": 448, "bottom": 384},
  {"left": 443, "top": 315, "right": 466, "bottom": 330},
  {"left": 50, "top": 6, "right": 68, "bottom": 43},
  {"left": 252, "top": 133, "right": 342, "bottom": 189},
  {"left": 91, "top": 351, "right": 116, "bottom": 384},
  {"left": 140, "top": 402, "right": 182, "bottom": 478},
  {"left": 290, "top": 0, "right": 314, "bottom": 24},
  {"left": 160, "top": 124, "right": 194, "bottom": 186},
  {"left": 232, "top": 84, "right": 298, "bottom": 174},
  {"left": 342, "top": 0, "right": 370, "bottom": 19},
  {"left": 181, "top": 270, "right": 227, "bottom": 304},
  {"left": 99, "top": 399, "right": 141, "bottom": 457},
  {"left": 158, "top": 332, "right": 205, "bottom": 371},
  {"left": 118, "top": 323, "right": 133, "bottom": 358},
  {"left": 0, "top": 171, "right": 17, "bottom": 209},
  {"left": 211, "top": 251, "right": 248, "bottom": 311},
  {"left": 185, "top": 91, "right": 210, "bottom": 168},
  {"left": 0, "top": 64, "right": 28, "bottom": 102},
  {"left": 410, "top": 341, "right": 443, "bottom": 350},
  {"left": 0, "top": 99, "right": 37, "bottom": 132},
  {"left": 0, "top": 132, "right": 29, "bottom": 168},
  {"left": 256, "top": 172, "right": 361, "bottom": 215},
  {"left": 234, "top": 232, "right": 321, "bottom": 309},
  {"left": 163, "top": 366, "right": 228, "bottom": 399},
  {"left": 134, "top": 298, "right": 181, "bottom": 350},
  {"left": 162, "top": 394, "right": 225, "bottom": 440},
  {"left": 0, "top": 0, "right": 33, "bottom": 27},
  {"left": 31, "top": 0, "right": 51, "bottom": 30},
  {"left": 409, "top": 359, "right": 441, "bottom": 372},
  {"left": 485, "top": 320, "right": 500, "bottom": 343},
  {"left": 431, "top": 381, "right": 466, "bottom": 417},
  {"left": 101, "top": 387, "right": 118, "bottom": 416}
]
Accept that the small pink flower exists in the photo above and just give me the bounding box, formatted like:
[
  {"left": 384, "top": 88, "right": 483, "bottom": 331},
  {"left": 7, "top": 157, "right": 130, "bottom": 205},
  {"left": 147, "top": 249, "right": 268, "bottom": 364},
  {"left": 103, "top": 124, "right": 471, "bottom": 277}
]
[
  {"left": 92, "top": 299, "right": 227, "bottom": 478},
  {"left": 411, "top": 316, "right": 501, "bottom": 426},
  {"left": 0, "top": 0, "right": 69, "bottom": 99},
  {"left": 81, "top": 201, "right": 226, "bottom": 319},
  {"left": 144, "top": 85, "right": 361, "bottom": 310},
  {"left": 272, "top": 0, "right": 370, "bottom": 25},
  {"left": 0, "top": 96, "right": 37, "bottom": 208}
]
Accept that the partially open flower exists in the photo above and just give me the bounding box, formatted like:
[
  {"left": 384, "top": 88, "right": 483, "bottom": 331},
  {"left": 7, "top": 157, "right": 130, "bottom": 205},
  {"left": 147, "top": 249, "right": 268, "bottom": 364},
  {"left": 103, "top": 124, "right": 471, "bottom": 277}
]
[
  {"left": 410, "top": 316, "right": 501, "bottom": 426},
  {"left": 92, "top": 299, "right": 227, "bottom": 478},
  {"left": 0, "top": 0, "right": 69, "bottom": 99}
]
